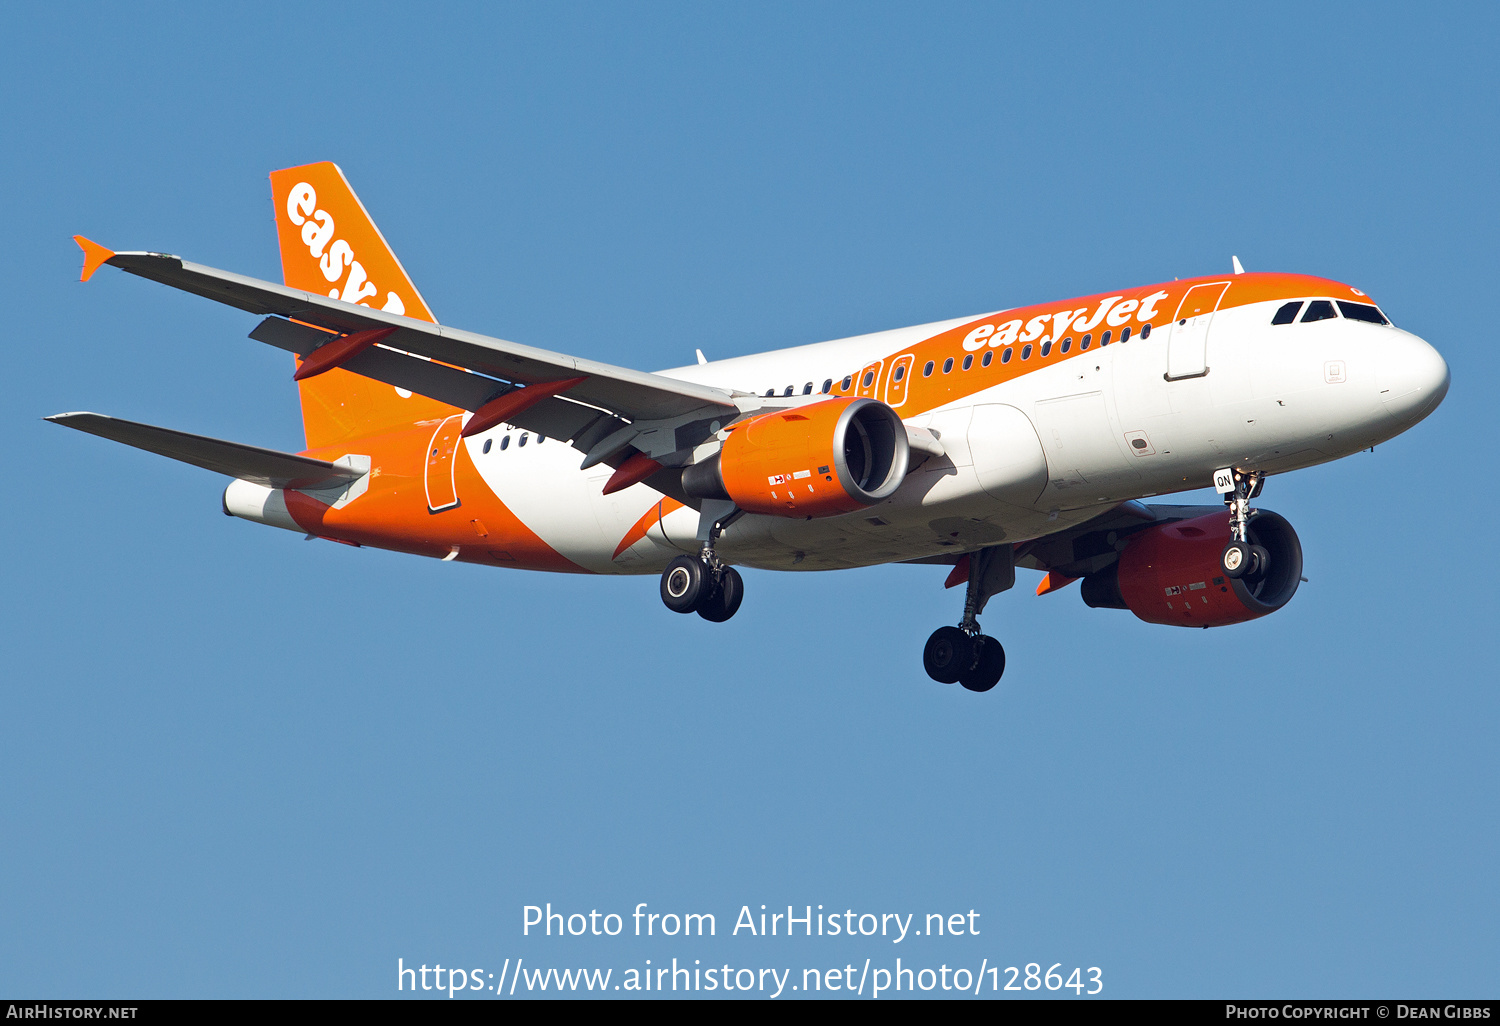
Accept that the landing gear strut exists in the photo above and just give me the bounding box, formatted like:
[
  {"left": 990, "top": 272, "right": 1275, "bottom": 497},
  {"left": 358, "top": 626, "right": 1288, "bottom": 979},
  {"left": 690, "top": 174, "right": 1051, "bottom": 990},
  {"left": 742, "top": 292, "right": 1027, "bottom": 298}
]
[
  {"left": 660, "top": 501, "right": 745, "bottom": 621},
  {"left": 923, "top": 545, "right": 1012, "bottom": 692},
  {"left": 1220, "top": 470, "right": 1267, "bottom": 580}
]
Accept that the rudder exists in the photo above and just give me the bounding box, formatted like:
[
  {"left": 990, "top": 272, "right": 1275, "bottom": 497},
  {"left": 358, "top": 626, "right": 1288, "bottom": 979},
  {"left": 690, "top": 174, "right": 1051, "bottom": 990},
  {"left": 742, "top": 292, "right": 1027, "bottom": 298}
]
[{"left": 269, "top": 162, "right": 460, "bottom": 450}]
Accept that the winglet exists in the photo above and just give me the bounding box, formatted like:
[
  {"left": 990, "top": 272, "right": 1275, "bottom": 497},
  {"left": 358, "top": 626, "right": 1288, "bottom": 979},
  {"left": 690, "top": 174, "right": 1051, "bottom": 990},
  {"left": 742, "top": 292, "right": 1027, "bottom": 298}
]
[
  {"left": 1231, "top": 254, "right": 1246, "bottom": 275},
  {"left": 73, "top": 235, "right": 115, "bottom": 282}
]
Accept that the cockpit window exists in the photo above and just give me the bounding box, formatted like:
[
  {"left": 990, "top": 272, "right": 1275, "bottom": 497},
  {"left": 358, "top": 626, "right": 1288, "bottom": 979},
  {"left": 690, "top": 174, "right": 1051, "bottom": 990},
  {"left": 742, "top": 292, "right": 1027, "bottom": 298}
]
[
  {"left": 1301, "top": 300, "right": 1337, "bottom": 323},
  {"left": 1338, "top": 301, "right": 1389, "bottom": 325},
  {"left": 1271, "top": 301, "right": 1303, "bottom": 325}
]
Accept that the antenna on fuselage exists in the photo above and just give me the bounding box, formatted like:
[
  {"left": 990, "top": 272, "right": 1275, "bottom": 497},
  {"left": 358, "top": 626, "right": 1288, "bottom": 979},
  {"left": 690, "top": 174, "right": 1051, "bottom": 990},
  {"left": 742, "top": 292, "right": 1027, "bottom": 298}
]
[{"left": 1232, "top": 255, "right": 1246, "bottom": 274}]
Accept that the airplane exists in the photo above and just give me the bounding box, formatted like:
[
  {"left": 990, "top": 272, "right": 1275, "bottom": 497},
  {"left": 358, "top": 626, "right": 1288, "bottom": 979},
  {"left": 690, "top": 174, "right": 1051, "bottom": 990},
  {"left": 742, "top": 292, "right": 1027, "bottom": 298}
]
[{"left": 52, "top": 162, "right": 1450, "bottom": 693}]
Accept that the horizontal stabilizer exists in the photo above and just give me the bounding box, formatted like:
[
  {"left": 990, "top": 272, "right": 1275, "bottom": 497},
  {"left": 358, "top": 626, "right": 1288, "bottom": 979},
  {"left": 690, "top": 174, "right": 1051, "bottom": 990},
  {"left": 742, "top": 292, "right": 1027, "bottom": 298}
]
[{"left": 45, "top": 412, "right": 365, "bottom": 490}]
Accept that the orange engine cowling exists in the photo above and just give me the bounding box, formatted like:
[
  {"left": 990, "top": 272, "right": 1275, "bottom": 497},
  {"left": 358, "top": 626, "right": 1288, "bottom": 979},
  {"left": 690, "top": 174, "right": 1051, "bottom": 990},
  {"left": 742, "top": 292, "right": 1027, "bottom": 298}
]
[
  {"left": 681, "top": 397, "right": 909, "bottom": 517},
  {"left": 1080, "top": 510, "right": 1303, "bottom": 627}
]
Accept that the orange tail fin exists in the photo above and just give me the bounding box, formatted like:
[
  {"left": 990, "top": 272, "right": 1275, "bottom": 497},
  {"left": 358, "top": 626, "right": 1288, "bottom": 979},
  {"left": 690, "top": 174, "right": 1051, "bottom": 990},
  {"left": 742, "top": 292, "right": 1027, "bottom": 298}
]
[{"left": 269, "top": 162, "right": 460, "bottom": 450}]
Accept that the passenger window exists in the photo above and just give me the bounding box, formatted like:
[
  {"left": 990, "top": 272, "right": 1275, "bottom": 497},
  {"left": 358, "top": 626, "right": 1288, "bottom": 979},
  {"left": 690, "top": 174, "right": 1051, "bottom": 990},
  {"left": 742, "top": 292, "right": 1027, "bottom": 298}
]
[
  {"left": 1060, "top": 337, "right": 1072, "bottom": 353},
  {"left": 1272, "top": 301, "right": 1304, "bottom": 325},
  {"left": 1041, "top": 340, "right": 1052, "bottom": 357},
  {"left": 961, "top": 354, "right": 973, "bottom": 370},
  {"left": 892, "top": 365, "right": 904, "bottom": 383},
  {"left": 923, "top": 361, "right": 934, "bottom": 377},
  {"left": 1001, "top": 348, "right": 1013, "bottom": 364},
  {"left": 765, "top": 388, "right": 775, "bottom": 397},
  {"left": 1337, "top": 301, "right": 1389, "bottom": 324},
  {"left": 500, "top": 435, "right": 510, "bottom": 451},
  {"left": 519, "top": 433, "right": 528, "bottom": 447},
  {"left": 861, "top": 371, "right": 874, "bottom": 388},
  {"left": 1141, "top": 323, "right": 1152, "bottom": 339},
  {"left": 942, "top": 357, "right": 954, "bottom": 373},
  {"left": 803, "top": 382, "right": 814, "bottom": 394},
  {"left": 1080, "top": 335, "right": 1091, "bottom": 351},
  {"left": 1120, "top": 326, "right": 1131, "bottom": 343},
  {"left": 1302, "top": 300, "right": 1337, "bottom": 322},
  {"left": 842, "top": 376, "right": 853, "bottom": 391},
  {"left": 1101, "top": 330, "right": 1112, "bottom": 345},
  {"left": 822, "top": 378, "right": 833, "bottom": 393},
  {"left": 482, "top": 438, "right": 492, "bottom": 454},
  {"left": 981, "top": 350, "right": 993, "bottom": 367},
  {"left": 784, "top": 385, "right": 794, "bottom": 396},
  {"left": 1021, "top": 344, "right": 1032, "bottom": 360},
  {"left": 537, "top": 435, "right": 545, "bottom": 444}
]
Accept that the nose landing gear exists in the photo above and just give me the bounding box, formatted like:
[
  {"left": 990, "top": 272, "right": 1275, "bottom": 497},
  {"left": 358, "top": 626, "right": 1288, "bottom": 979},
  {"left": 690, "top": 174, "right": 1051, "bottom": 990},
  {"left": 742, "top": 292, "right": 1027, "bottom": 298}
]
[
  {"left": 923, "top": 545, "right": 1013, "bottom": 693},
  {"left": 1218, "top": 470, "right": 1267, "bottom": 580},
  {"left": 660, "top": 501, "right": 745, "bottom": 622}
]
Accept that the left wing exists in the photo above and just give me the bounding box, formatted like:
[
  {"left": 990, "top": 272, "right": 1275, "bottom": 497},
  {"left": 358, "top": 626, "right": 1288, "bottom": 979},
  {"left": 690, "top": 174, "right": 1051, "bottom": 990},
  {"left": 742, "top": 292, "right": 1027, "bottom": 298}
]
[{"left": 77, "top": 241, "right": 745, "bottom": 463}]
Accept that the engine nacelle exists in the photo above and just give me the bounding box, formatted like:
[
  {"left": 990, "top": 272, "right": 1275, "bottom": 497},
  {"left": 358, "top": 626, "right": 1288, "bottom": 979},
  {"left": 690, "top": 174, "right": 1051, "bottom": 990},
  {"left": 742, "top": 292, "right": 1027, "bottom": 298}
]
[
  {"left": 1081, "top": 509, "right": 1303, "bottom": 627},
  {"left": 682, "top": 397, "right": 909, "bottom": 518}
]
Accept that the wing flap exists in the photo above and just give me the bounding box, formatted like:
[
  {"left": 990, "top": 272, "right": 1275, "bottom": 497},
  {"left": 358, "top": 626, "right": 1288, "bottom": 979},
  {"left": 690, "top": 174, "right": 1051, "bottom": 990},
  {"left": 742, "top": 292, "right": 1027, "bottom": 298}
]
[
  {"left": 45, "top": 412, "right": 364, "bottom": 490},
  {"left": 1016, "top": 502, "right": 1225, "bottom": 579},
  {"left": 247, "top": 317, "right": 623, "bottom": 446}
]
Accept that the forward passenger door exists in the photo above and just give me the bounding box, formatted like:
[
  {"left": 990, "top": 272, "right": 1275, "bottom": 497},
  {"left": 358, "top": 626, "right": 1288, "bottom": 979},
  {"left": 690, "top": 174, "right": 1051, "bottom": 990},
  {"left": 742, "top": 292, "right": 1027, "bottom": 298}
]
[{"left": 1165, "top": 281, "right": 1231, "bottom": 381}]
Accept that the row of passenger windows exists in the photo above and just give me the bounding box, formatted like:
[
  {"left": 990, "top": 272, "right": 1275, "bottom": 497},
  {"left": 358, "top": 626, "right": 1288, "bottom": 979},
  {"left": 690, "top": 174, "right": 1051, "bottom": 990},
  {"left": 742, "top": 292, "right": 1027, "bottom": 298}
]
[
  {"left": 481, "top": 431, "right": 545, "bottom": 454},
  {"left": 756, "top": 323, "right": 1156, "bottom": 396},
  {"left": 764, "top": 381, "right": 833, "bottom": 397},
  {"left": 760, "top": 300, "right": 1387, "bottom": 399},
  {"left": 1271, "top": 299, "right": 1389, "bottom": 326},
  {"left": 922, "top": 323, "right": 1151, "bottom": 377},
  {"left": 484, "top": 299, "right": 1381, "bottom": 451}
]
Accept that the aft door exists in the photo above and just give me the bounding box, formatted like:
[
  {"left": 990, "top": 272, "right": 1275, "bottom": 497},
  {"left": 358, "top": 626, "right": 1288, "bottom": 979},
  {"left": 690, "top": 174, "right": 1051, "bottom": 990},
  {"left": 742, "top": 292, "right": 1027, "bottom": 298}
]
[
  {"left": 425, "top": 414, "right": 463, "bottom": 512},
  {"left": 1165, "top": 281, "right": 1231, "bottom": 381}
]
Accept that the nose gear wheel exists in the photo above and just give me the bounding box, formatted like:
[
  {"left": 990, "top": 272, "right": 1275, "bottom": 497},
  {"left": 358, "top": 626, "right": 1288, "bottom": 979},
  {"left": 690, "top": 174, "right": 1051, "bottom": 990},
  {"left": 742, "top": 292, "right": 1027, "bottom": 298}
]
[{"left": 1221, "top": 470, "right": 1267, "bottom": 579}]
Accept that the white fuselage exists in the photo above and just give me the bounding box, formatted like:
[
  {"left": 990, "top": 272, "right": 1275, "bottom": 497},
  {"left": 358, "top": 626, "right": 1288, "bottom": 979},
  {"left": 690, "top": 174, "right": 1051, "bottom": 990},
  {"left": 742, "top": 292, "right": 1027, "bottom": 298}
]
[{"left": 463, "top": 296, "right": 1448, "bottom": 574}]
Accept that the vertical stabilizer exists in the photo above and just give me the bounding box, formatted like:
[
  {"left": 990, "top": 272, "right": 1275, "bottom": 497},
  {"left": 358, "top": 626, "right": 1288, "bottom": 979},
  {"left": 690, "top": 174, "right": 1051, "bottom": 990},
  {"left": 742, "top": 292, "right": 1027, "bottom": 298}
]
[{"left": 269, "top": 162, "right": 460, "bottom": 449}]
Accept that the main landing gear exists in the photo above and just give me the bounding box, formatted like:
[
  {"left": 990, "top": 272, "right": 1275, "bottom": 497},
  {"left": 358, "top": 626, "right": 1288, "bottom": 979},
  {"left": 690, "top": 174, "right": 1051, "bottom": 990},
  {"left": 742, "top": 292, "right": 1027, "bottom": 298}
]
[
  {"left": 660, "top": 501, "right": 745, "bottom": 622},
  {"left": 922, "top": 545, "right": 1013, "bottom": 693},
  {"left": 1219, "top": 470, "right": 1268, "bottom": 580}
]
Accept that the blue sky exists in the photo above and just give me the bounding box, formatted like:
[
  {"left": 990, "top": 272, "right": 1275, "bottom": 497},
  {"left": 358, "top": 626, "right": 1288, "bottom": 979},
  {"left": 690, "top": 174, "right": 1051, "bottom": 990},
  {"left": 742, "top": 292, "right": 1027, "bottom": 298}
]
[{"left": 2, "top": 1, "right": 1496, "bottom": 998}]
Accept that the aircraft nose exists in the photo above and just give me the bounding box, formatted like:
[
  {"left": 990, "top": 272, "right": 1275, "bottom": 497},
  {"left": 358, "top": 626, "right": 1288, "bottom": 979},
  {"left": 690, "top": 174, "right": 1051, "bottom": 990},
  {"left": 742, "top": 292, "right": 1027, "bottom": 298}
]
[{"left": 1379, "top": 333, "right": 1450, "bottom": 427}]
